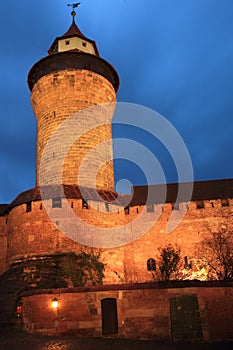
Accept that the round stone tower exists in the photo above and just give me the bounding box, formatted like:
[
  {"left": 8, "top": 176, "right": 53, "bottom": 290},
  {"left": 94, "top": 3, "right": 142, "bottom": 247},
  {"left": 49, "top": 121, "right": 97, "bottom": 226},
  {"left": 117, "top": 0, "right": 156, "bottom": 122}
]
[{"left": 27, "top": 12, "right": 119, "bottom": 191}]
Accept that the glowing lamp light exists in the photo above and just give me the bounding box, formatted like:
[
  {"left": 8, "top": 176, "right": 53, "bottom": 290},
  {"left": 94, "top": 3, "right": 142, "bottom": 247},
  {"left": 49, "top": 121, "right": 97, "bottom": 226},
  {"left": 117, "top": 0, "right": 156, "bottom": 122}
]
[{"left": 51, "top": 298, "right": 59, "bottom": 309}]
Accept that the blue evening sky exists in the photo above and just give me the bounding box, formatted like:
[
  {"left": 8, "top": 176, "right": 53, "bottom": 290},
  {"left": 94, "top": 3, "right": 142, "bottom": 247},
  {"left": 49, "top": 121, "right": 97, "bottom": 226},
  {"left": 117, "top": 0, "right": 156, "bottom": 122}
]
[{"left": 0, "top": 0, "right": 233, "bottom": 202}]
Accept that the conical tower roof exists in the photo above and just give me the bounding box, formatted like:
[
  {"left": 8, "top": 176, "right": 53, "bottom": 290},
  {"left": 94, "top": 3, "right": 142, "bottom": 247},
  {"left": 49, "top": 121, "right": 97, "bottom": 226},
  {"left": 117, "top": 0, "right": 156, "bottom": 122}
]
[{"left": 62, "top": 20, "right": 87, "bottom": 39}]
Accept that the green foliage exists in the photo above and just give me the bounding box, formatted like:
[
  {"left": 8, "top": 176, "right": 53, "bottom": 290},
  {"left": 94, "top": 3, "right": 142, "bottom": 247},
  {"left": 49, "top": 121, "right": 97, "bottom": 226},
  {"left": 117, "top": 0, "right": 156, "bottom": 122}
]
[
  {"left": 0, "top": 251, "right": 105, "bottom": 292},
  {"left": 0, "top": 252, "right": 105, "bottom": 325},
  {"left": 61, "top": 251, "right": 105, "bottom": 287},
  {"left": 158, "top": 244, "right": 181, "bottom": 281}
]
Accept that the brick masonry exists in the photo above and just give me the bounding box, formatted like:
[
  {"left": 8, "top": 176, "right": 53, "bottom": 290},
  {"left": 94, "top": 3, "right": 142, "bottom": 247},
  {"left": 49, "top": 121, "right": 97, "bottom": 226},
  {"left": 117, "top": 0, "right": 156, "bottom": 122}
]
[
  {"left": 0, "top": 197, "right": 232, "bottom": 282},
  {"left": 21, "top": 283, "right": 233, "bottom": 340},
  {"left": 30, "top": 70, "right": 116, "bottom": 191}
]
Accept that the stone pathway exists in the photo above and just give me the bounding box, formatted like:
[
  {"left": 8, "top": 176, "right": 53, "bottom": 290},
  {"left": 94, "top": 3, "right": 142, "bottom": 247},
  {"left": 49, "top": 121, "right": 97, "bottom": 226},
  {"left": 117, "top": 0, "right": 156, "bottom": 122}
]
[{"left": 0, "top": 329, "right": 232, "bottom": 350}]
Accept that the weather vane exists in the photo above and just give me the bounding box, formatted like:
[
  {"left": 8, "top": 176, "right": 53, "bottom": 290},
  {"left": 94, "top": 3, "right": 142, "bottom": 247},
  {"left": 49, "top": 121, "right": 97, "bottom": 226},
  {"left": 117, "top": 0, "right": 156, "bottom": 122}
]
[{"left": 67, "top": 3, "right": 81, "bottom": 21}]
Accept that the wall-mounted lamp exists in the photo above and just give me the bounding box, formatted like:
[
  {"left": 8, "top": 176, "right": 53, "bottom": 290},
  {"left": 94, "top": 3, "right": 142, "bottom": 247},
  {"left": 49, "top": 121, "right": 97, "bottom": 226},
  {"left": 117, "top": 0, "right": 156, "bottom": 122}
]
[{"left": 51, "top": 297, "right": 59, "bottom": 309}]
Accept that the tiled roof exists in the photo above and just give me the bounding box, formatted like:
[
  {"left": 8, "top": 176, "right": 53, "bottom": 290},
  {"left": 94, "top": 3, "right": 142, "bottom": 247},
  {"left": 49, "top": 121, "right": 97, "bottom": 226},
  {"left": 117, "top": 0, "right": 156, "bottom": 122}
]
[
  {"left": 1, "top": 179, "right": 233, "bottom": 216},
  {"left": 0, "top": 204, "right": 8, "bottom": 216},
  {"left": 130, "top": 178, "right": 233, "bottom": 206},
  {"left": 8, "top": 185, "right": 129, "bottom": 210}
]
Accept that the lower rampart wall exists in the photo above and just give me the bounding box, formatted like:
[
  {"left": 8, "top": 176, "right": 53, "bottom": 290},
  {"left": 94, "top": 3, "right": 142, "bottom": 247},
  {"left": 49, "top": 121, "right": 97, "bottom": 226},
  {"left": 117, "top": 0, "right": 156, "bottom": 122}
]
[{"left": 21, "top": 282, "right": 233, "bottom": 341}]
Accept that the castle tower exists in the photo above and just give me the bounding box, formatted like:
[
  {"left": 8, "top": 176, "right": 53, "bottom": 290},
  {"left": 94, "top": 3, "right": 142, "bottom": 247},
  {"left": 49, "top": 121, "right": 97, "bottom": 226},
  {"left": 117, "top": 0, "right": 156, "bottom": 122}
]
[{"left": 27, "top": 10, "right": 119, "bottom": 191}]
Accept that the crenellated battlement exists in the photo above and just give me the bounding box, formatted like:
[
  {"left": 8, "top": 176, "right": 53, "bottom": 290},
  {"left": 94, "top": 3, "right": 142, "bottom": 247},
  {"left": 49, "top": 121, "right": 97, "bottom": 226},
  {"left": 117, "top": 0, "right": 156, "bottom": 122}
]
[{"left": 0, "top": 180, "right": 232, "bottom": 283}]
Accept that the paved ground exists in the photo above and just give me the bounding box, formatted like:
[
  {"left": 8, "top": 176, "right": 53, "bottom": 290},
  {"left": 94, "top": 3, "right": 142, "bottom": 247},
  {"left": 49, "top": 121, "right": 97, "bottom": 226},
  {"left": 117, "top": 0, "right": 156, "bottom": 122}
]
[{"left": 0, "top": 328, "right": 232, "bottom": 350}]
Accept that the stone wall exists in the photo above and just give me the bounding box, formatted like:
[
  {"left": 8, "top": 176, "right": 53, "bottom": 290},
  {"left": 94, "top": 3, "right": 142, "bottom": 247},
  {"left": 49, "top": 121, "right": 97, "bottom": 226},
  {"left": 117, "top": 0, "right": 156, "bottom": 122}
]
[
  {"left": 2, "top": 197, "right": 233, "bottom": 283},
  {"left": 21, "top": 282, "right": 233, "bottom": 340},
  {"left": 30, "top": 70, "right": 116, "bottom": 191},
  {"left": 0, "top": 216, "right": 7, "bottom": 274}
]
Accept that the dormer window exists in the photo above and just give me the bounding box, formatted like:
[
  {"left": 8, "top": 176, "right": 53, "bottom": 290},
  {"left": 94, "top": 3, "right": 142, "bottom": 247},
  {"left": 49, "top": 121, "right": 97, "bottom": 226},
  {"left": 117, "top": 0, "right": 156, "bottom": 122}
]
[{"left": 48, "top": 19, "right": 99, "bottom": 56}]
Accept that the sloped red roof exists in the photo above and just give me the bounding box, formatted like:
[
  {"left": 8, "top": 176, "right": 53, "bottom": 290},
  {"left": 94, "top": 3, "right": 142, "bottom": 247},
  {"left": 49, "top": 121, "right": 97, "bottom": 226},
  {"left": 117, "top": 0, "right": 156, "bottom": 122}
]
[
  {"left": 130, "top": 178, "right": 233, "bottom": 206},
  {"left": 0, "top": 204, "right": 8, "bottom": 216},
  {"left": 8, "top": 185, "right": 129, "bottom": 210},
  {"left": 1, "top": 179, "right": 233, "bottom": 216}
]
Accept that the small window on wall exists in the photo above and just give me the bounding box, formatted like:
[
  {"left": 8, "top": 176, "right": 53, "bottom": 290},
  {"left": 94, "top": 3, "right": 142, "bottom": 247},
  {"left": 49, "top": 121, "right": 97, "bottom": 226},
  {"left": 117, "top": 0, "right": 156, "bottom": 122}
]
[
  {"left": 105, "top": 202, "right": 110, "bottom": 212},
  {"left": 184, "top": 256, "right": 192, "bottom": 269},
  {"left": 221, "top": 198, "right": 229, "bottom": 207},
  {"left": 196, "top": 200, "right": 204, "bottom": 209},
  {"left": 147, "top": 258, "right": 156, "bottom": 271},
  {"left": 52, "top": 198, "right": 62, "bottom": 208},
  {"left": 124, "top": 206, "right": 129, "bottom": 215},
  {"left": 82, "top": 198, "right": 88, "bottom": 209},
  {"left": 146, "top": 204, "right": 154, "bottom": 213},
  {"left": 82, "top": 42, "right": 87, "bottom": 47},
  {"left": 26, "top": 202, "right": 32, "bottom": 212},
  {"left": 172, "top": 202, "right": 179, "bottom": 211},
  {"left": 65, "top": 40, "right": 70, "bottom": 45}
]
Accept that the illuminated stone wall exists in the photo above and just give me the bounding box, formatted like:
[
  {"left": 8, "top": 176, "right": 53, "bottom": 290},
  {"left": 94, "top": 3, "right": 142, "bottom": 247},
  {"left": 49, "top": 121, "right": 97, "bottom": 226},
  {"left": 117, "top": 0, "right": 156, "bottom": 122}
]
[
  {"left": 30, "top": 70, "right": 116, "bottom": 191},
  {"left": 2, "top": 197, "right": 232, "bottom": 283},
  {"left": 0, "top": 216, "right": 7, "bottom": 274},
  {"left": 21, "top": 282, "right": 233, "bottom": 340}
]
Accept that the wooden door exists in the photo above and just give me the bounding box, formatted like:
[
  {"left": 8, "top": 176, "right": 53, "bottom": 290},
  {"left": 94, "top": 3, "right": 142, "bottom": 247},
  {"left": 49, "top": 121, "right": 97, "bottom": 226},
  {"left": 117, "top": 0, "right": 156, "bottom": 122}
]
[{"left": 101, "top": 298, "right": 118, "bottom": 335}]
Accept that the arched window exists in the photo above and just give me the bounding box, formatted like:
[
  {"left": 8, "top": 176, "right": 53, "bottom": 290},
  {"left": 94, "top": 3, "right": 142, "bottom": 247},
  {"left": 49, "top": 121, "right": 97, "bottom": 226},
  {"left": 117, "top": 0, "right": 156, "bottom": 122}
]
[{"left": 147, "top": 258, "right": 156, "bottom": 271}]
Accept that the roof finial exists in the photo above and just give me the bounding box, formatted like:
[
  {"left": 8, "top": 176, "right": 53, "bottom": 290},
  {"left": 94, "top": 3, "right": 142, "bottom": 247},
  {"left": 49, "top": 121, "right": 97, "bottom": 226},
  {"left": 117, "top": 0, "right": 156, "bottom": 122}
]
[{"left": 67, "top": 3, "right": 81, "bottom": 23}]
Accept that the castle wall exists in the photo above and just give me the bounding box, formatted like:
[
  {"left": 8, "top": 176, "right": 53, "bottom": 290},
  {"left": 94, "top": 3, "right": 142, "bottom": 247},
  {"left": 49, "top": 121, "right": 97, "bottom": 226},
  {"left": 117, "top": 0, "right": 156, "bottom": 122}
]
[
  {"left": 5, "top": 197, "right": 233, "bottom": 283},
  {"left": 0, "top": 216, "right": 7, "bottom": 274},
  {"left": 21, "top": 282, "right": 233, "bottom": 340},
  {"left": 30, "top": 70, "right": 116, "bottom": 191}
]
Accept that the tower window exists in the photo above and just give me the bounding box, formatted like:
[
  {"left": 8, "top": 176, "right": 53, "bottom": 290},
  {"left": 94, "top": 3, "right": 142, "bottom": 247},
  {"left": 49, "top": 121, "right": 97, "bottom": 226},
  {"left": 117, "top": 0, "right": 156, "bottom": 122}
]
[
  {"left": 26, "top": 202, "right": 32, "bottom": 212},
  {"left": 221, "top": 198, "right": 229, "bottom": 207},
  {"left": 146, "top": 204, "right": 154, "bottom": 212},
  {"left": 65, "top": 40, "right": 70, "bottom": 45},
  {"left": 147, "top": 258, "right": 156, "bottom": 271},
  {"left": 82, "top": 198, "right": 88, "bottom": 209},
  {"left": 82, "top": 42, "right": 87, "bottom": 47},
  {"left": 52, "top": 198, "right": 62, "bottom": 208},
  {"left": 196, "top": 200, "right": 204, "bottom": 209}
]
